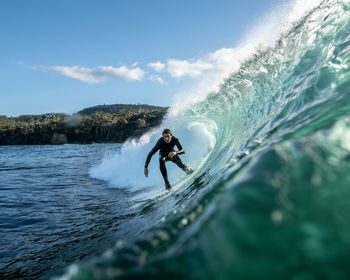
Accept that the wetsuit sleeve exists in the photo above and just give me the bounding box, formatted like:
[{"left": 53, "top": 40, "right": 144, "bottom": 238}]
[
  {"left": 175, "top": 139, "right": 185, "bottom": 155},
  {"left": 145, "top": 139, "right": 161, "bottom": 168}
]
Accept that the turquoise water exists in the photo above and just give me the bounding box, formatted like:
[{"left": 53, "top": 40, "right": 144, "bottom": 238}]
[
  {"left": 2, "top": 0, "right": 350, "bottom": 279},
  {"left": 56, "top": 1, "right": 350, "bottom": 279}
]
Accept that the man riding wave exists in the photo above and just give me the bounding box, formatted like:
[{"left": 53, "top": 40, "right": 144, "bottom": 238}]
[{"left": 144, "top": 129, "right": 193, "bottom": 189}]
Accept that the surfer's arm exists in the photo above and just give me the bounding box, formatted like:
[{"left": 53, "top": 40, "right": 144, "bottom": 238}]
[
  {"left": 175, "top": 139, "right": 185, "bottom": 155},
  {"left": 144, "top": 140, "right": 161, "bottom": 168}
]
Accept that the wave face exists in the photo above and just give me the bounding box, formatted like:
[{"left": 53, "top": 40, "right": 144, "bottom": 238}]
[{"left": 58, "top": 1, "right": 350, "bottom": 279}]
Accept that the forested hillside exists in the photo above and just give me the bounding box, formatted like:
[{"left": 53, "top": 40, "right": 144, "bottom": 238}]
[{"left": 0, "top": 105, "right": 168, "bottom": 145}]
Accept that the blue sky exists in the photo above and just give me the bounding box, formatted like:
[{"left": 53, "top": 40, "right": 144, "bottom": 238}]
[{"left": 0, "top": 0, "right": 283, "bottom": 116}]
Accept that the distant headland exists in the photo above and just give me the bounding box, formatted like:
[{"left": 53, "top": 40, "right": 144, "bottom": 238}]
[{"left": 0, "top": 104, "right": 168, "bottom": 145}]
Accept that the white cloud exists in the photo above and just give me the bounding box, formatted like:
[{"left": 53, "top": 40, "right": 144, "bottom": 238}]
[
  {"left": 98, "top": 66, "right": 144, "bottom": 81},
  {"left": 30, "top": 46, "right": 254, "bottom": 84},
  {"left": 29, "top": 46, "right": 252, "bottom": 84},
  {"left": 33, "top": 65, "right": 144, "bottom": 83},
  {"left": 149, "top": 75, "right": 166, "bottom": 85},
  {"left": 144, "top": 47, "right": 251, "bottom": 80},
  {"left": 166, "top": 59, "right": 214, "bottom": 78},
  {"left": 207, "top": 48, "right": 240, "bottom": 65},
  {"left": 148, "top": 61, "right": 165, "bottom": 72}
]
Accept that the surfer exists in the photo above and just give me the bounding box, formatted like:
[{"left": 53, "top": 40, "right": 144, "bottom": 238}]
[{"left": 144, "top": 129, "right": 193, "bottom": 189}]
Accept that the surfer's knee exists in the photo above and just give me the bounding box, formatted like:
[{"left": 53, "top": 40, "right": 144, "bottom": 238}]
[
  {"left": 159, "top": 155, "right": 167, "bottom": 162},
  {"left": 159, "top": 156, "right": 167, "bottom": 169}
]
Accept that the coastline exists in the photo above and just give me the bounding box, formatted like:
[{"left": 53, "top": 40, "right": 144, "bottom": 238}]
[{"left": 0, "top": 104, "right": 168, "bottom": 145}]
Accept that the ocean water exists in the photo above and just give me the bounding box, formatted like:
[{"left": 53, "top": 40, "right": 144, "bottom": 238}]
[
  {"left": 0, "top": 144, "right": 132, "bottom": 279},
  {"left": 2, "top": 0, "right": 350, "bottom": 279}
]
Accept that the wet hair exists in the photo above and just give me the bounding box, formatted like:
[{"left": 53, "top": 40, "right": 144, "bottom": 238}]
[{"left": 162, "top": 128, "right": 172, "bottom": 136}]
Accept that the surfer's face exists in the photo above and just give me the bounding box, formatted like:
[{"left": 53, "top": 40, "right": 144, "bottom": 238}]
[{"left": 163, "top": 133, "right": 172, "bottom": 144}]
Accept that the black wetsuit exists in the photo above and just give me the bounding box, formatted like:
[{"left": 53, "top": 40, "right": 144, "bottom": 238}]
[{"left": 145, "top": 136, "right": 190, "bottom": 186}]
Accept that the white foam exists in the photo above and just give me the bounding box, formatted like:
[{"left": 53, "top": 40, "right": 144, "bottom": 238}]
[{"left": 89, "top": 116, "right": 215, "bottom": 190}]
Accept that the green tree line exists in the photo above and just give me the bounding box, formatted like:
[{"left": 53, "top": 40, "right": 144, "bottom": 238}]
[{"left": 0, "top": 107, "right": 168, "bottom": 145}]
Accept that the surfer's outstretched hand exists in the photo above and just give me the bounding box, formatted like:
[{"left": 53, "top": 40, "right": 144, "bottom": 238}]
[{"left": 144, "top": 167, "right": 148, "bottom": 177}]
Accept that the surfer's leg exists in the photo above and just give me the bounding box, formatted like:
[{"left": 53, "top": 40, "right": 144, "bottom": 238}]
[
  {"left": 159, "top": 156, "right": 168, "bottom": 180},
  {"left": 171, "top": 155, "right": 193, "bottom": 174},
  {"left": 159, "top": 155, "right": 171, "bottom": 188}
]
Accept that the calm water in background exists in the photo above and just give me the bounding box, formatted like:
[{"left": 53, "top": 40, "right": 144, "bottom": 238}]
[{"left": 0, "top": 144, "right": 132, "bottom": 279}]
